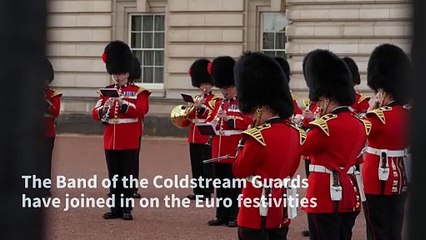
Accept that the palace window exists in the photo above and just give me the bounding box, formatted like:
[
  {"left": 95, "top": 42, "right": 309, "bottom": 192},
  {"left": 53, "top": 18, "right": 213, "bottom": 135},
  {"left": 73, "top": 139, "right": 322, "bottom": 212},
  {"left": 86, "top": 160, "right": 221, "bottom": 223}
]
[
  {"left": 129, "top": 14, "right": 165, "bottom": 85},
  {"left": 261, "top": 13, "right": 288, "bottom": 58}
]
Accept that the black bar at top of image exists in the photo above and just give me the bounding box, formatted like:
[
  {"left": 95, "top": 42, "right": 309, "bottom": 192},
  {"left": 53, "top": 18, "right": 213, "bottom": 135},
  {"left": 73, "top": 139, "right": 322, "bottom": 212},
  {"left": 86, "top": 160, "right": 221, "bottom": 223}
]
[{"left": 0, "top": 1, "right": 47, "bottom": 240}]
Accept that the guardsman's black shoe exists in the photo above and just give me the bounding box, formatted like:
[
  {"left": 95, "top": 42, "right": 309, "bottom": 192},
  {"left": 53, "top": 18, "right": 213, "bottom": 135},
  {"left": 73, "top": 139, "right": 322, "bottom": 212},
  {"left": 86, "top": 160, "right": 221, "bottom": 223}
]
[
  {"left": 226, "top": 220, "right": 238, "bottom": 228},
  {"left": 102, "top": 212, "right": 122, "bottom": 219},
  {"left": 133, "top": 192, "right": 141, "bottom": 198},
  {"left": 122, "top": 212, "right": 133, "bottom": 220},
  {"left": 207, "top": 218, "right": 227, "bottom": 226},
  {"left": 301, "top": 230, "right": 310, "bottom": 237}
]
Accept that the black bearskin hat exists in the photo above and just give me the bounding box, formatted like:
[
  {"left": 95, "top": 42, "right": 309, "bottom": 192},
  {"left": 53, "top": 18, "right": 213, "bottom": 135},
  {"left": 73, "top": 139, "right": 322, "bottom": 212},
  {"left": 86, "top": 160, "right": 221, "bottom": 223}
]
[
  {"left": 304, "top": 49, "right": 355, "bottom": 105},
  {"left": 342, "top": 56, "right": 361, "bottom": 85},
  {"left": 234, "top": 52, "right": 293, "bottom": 118},
  {"left": 189, "top": 59, "right": 212, "bottom": 88},
  {"left": 211, "top": 56, "right": 235, "bottom": 88},
  {"left": 302, "top": 51, "right": 314, "bottom": 79},
  {"left": 273, "top": 57, "right": 290, "bottom": 83},
  {"left": 367, "top": 44, "right": 410, "bottom": 104},
  {"left": 128, "top": 57, "right": 141, "bottom": 83},
  {"left": 102, "top": 41, "right": 133, "bottom": 75},
  {"left": 43, "top": 58, "right": 54, "bottom": 83}
]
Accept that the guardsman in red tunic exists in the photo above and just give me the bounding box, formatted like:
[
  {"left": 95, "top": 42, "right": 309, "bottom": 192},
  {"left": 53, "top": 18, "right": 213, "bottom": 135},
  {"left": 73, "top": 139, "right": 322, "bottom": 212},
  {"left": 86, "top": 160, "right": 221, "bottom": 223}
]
[
  {"left": 128, "top": 56, "right": 143, "bottom": 198},
  {"left": 202, "top": 56, "right": 252, "bottom": 228},
  {"left": 362, "top": 44, "right": 411, "bottom": 240},
  {"left": 301, "top": 51, "right": 320, "bottom": 130},
  {"left": 92, "top": 41, "right": 150, "bottom": 220},
  {"left": 342, "top": 56, "right": 371, "bottom": 114},
  {"left": 232, "top": 52, "right": 304, "bottom": 240},
  {"left": 299, "top": 51, "right": 320, "bottom": 237},
  {"left": 301, "top": 50, "right": 369, "bottom": 240},
  {"left": 185, "top": 59, "right": 217, "bottom": 200},
  {"left": 43, "top": 58, "right": 62, "bottom": 196}
]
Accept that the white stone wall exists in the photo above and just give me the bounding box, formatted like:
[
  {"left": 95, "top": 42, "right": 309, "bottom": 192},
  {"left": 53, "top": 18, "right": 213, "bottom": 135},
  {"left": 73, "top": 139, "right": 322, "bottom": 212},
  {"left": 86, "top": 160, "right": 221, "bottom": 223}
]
[
  {"left": 47, "top": 0, "right": 113, "bottom": 112},
  {"left": 47, "top": 0, "right": 412, "bottom": 114},
  {"left": 286, "top": 0, "right": 412, "bottom": 95},
  {"left": 166, "top": 0, "right": 246, "bottom": 99}
]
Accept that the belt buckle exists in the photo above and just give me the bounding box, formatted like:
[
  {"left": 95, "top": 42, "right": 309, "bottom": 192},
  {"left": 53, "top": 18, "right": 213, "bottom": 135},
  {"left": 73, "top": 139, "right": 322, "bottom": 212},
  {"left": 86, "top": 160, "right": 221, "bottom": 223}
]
[{"left": 113, "top": 119, "right": 119, "bottom": 124}]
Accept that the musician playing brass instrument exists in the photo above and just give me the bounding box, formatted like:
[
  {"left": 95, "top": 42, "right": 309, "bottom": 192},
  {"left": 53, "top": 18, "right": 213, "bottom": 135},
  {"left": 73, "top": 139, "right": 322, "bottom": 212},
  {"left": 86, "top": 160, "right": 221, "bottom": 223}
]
[
  {"left": 232, "top": 52, "right": 304, "bottom": 240},
  {"left": 203, "top": 56, "right": 252, "bottom": 228},
  {"left": 301, "top": 49, "right": 369, "bottom": 240},
  {"left": 361, "top": 44, "right": 411, "bottom": 240},
  {"left": 185, "top": 59, "right": 217, "bottom": 200}
]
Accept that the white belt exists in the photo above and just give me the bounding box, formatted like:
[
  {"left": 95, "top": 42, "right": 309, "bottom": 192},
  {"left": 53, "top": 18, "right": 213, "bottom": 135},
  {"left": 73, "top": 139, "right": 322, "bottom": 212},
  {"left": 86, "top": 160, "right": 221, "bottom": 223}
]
[
  {"left": 309, "top": 164, "right": 356, "bottom": 174},
  {"left": 366, "top": 147, "right": 407, "bottom": 157},
  {"left": 220, "top": 130, "right": 243, "bottom": 136},
  {"left": 193, "top": 118, "right": 207, "bottom": 123},
  {"left": 107, "top": 118, "right": 138, "bottom": 124}
]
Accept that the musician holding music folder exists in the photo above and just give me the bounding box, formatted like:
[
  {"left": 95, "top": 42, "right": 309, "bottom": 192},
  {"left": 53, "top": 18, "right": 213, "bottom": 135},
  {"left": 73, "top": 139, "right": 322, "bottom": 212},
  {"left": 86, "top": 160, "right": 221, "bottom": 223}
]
[
  {"left": 361, "top": 44, "right": 411, "bottom": 240},
  {"left": 200, "top": 56, "right": 252, "bottom": 228},
  {"left": 92, "top": 41, "right": 150, "bottom": 220},
  {"left": 231, "top": 52, "right": 304, "bottom": 240}
]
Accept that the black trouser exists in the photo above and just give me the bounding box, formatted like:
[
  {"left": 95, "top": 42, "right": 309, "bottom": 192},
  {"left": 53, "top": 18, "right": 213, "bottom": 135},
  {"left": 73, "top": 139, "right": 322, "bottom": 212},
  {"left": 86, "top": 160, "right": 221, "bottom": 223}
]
[
  {"left": 41, "top": 137, "right": 55, "bottom": 194},
  {"left": 364, "top": 194, "right": 407, "bottom": 240},
  {"left": 105, "top": 149, "right": 138, "bottom": 214},
  {"left": 214, "top": 163, "right": 240, "bottom": 221},
  {"left": 238, "top": 226, "right": 289, "bottom": 240},
  {"left": 307, "top": 211, "right": 359, "bottom": 240},
  {"left": 132, "top": 137, "right": 142, "bottom": 194},
  {"left": 189, "top": 143, "right": 213, "bottom": 195}
]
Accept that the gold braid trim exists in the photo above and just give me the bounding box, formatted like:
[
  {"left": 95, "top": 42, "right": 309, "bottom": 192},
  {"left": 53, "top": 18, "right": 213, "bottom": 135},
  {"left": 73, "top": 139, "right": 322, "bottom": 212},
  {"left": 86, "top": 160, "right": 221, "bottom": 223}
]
[{"left": 309, "top": 114, "right": 337, "bottom": 136}]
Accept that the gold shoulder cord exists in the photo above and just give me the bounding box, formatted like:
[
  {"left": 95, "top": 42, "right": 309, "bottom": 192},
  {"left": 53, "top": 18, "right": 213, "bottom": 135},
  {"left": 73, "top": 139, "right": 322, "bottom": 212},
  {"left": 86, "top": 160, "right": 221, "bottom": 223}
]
[{"left": 309, "top": 114, "right": 337, "bottom": 136}]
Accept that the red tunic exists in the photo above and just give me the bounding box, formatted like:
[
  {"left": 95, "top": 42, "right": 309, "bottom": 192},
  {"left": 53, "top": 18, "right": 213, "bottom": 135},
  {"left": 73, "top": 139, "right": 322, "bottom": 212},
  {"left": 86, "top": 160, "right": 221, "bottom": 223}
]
[
  {"left": 45, "top": 87, "right": 62, "bottom": 137},
  {"left": 92, "top": 84, "right": 150, "bottom": 150},
  {"left": 232, "top": 119, "right": 304, "bottom": 229},
  {"left": 301, "top": 108, "right": 369, "bottom": 213},
  {"left": 187, "top": 92, "right": 218, "bottom": 144},
  {"left": 362, "top": 105, "right": 409, "bottom": 195},
  {"left": 204, "top": 98, "right": 252, "bottom": 163},
  {"left": 351, "top": 92, "right": 370, "bottom": 114}
]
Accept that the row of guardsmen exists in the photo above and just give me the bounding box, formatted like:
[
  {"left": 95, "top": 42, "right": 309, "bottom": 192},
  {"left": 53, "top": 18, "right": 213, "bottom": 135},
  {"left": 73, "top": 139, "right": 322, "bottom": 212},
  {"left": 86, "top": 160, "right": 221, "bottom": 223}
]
[
  {"left": 175, "top": 43, "right": 410, "bottom": 240},
  {"left": 42, "top": 39, "right": 409, "bottom": 240},
  {"left": 44, "top": 38, "right": 409, "bottom": 239}
]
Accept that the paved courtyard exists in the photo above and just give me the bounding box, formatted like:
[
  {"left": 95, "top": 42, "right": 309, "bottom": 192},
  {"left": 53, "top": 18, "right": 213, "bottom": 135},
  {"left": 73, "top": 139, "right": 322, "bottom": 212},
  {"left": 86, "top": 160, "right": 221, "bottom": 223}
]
[{"left": 44, "top": 135, "right": 367, "bottom": 240}]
